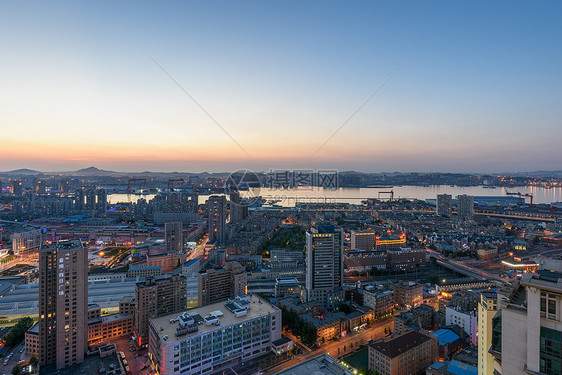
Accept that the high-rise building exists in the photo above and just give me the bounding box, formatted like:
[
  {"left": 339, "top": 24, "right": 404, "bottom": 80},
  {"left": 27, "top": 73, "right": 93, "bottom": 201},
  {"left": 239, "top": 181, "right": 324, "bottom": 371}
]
[
  {"left": 85, "top": 188, "right": 96, "bottom": 211},
  {"left": 350, "top": 230, "right": 377, "bottom": 250},
  {"left": 207, "top": 195, "right": 227, "bottom": 244},
  {"left": 478, "top": 291, "right": 497, "bottom": 375},
  {"left": 134, "top": 274, "right": 187, "bottom": 347},
  {"left": 34, "top": 179, "right": 46, "bottom": 194},
  {"left": 436, "top": 194, "right": 452, "bottom": 217},
  {"left": 305, "top": 225, "right": 344, "bottom": 309},
  {"left": 198, "top": 262, "right": 247, "bottom": 306},
  {"left": 74, "top": 189, "right": 84, "bottom": 210},
  {"left": 38, "top": 240, "right": 88, "bottom": 369},
  {"left": 11, "top": 180, "right": 23, "bottom": 196},
  {"left": 492, "top": 271, "right": 562, "bottom": 375},
  {"left": 229, "top": 192, "right": 248, "bottom": 223},
  {"left": 148, "top": 294, "right": 281, "bottom": 375},
  {"left": 182, "top": 259, "right": 200, "bottom": 308},
  {"left": 457, "top": 194, "right": 474, "bottom": 220},
  {"left": 164, "top": 221, "right": 183, "bottom": 253},
  {"left": 95, "top": 188, "right": 107, "bottom": 215}
]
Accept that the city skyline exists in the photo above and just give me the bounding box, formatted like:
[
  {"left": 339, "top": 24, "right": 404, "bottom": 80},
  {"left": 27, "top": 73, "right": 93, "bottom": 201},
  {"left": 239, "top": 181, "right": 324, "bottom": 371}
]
[{"left": 2, "top": 1, "right": 561, "bottom": 173}]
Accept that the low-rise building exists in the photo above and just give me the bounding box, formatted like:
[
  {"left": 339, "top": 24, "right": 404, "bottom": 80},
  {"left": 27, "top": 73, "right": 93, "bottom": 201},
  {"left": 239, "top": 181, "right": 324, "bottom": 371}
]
[
  {"left": 363, "top": 289, "right": 394, "bottom": 320},
  {"left": 390, "top": 281, "right": 423, "bottom": 308},
  {"left": 368, "top": 330, "right": 438, "bottom": 375},
  {"left": 445, "top": 306, "right": 477, "bottom": 346},
  {"left": 276, "top": 353, "right": 354, "bottom": 375},
  {"left": 148, "top": 294, "right": 281, "bottom": 375},
  {"left": 127, "top": 266, "right": 162, "bottom": 278}
]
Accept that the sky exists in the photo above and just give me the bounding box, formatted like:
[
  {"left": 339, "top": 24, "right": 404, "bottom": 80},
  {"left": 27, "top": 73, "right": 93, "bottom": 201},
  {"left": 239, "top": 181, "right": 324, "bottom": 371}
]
[{"left": 1, "top": 1, "right": 561, "bottom": 173}]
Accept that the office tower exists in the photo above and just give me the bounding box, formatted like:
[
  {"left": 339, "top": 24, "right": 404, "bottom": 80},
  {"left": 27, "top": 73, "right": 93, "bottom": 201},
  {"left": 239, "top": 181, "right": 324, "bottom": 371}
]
[
  {"left": 74, "top": 189, "right": 84, "bottom": 210},
  {"left": 85, "top": 188, "right": 96, "bottom": 210},
  {"left": 11, "top": 179, "right": 23, "bottom": 196},
  {"left": 95, "top": 188, "right": 107, "bottom": 215},
  {"left": 198, "top": 261, "right": 247, "bottom": 306},
  {"left": 350, "top": 230, "right": 377, "bottom": 250},
  {"left": 436, "top": 193, "right": 452, "bottom": 217},
  {"left": 207, "top": 195, "right": 227, "bottom": 244},
  {"left": 305, "top": 225, "right": 344, "bottom": 309},
  {"left": 457, "top": 194, "right": 474, "bottom": 220},
  {"left": 148, "top": 295, "right": 281, "bottom": 375},
  {"left": 492, "top": 271, "right": 562, "bottom": 375},
  {"left": 133, "top": 274, "right": 187, "bottom": 347},
  {"left": 164, "top": 221, "right": 183, "bottom": 253},
  {"left": 478, "top": 291, "right": 497, "bottom": 375},
  {"left": 229, "top": 192, "right": 248, "bottom": 223},
  {"left": 182, "top": 259, "right": 200, "bottom": 308},
  {"left": 38, "top": 240, "right": 88, "bottom": 369}
]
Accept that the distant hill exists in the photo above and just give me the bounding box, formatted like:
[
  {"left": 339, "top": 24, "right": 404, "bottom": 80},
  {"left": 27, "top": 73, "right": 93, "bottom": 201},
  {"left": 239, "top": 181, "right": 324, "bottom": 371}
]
[
  {"left": 73, "top": 166, "right": 116, "bottom": 176},
  {"left": 0, "top": 168, "right": 41, "bottom": 175}
]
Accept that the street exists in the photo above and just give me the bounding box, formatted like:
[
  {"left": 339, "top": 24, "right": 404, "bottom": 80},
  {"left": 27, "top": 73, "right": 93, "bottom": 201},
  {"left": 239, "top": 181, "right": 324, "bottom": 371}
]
[{"left": 265, "top": 319, "right": 394, "bottom": 374}]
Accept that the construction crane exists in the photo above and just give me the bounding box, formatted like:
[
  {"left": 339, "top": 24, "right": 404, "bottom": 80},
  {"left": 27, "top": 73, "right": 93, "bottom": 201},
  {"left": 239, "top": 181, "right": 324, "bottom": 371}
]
[
  {"left": 127, "top": 178, "right": 147, "bottom": 194},
  {"left": 168, "top": 178, "right": 185, "bottom": 192},
  {"left": 519, "top": 193, "right": 533, "bottom": 206},
  {"left": 378, "top": 190, "right": 394, "bottom": 201}
]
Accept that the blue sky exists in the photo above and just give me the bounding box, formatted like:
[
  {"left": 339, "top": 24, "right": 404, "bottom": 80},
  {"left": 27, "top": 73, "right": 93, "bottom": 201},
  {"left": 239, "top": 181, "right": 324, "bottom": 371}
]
[{"left": 1, "top": 1, "right": 561, "bottom": 172}]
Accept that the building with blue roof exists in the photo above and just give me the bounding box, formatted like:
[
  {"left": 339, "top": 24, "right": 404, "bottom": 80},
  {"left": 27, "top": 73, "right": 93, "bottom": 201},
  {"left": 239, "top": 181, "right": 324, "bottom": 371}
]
[
  {"left": 431, "top": 326, "right": 467, "bottom": 360},
  {"left": 427, "top": 360, "right": 477, "bottom": 375}
]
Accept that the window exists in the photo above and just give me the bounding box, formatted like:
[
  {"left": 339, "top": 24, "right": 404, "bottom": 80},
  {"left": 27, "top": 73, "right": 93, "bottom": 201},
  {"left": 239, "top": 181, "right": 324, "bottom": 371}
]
[{"left": 541, "top": 292, "right": 558, "bottom": 320}]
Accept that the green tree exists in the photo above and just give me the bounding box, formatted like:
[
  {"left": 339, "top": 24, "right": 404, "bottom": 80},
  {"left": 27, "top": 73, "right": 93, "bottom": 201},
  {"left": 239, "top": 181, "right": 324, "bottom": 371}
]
[
  {"left": 11, "top": 365, "right": 21, "bottom": 375},
  {"left": 3, "top": 317, "right": 34, "bottom": 347},
  {"left": 29, "top": 356, "right": 38, "bottom": 366}
]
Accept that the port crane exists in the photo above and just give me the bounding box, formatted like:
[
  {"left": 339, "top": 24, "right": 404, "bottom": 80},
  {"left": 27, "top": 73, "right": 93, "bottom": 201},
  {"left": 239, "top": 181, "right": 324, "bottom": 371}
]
[
  {"left": 127, "top": 178, "right": 147, "bottom": 194},
  {"left": 168, "top": 178, "right": 185, "bottom": 192},
  {"left": 378, "top": 190, "right": 394, "bottom": 201}
]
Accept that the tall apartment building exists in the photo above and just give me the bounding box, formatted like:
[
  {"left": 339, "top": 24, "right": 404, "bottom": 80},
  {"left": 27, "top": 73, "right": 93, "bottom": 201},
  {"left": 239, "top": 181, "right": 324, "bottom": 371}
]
[
  {"left": 457, "top": 194, "right": 474, "bottom": 220},
  {"left": 96, "top": 188, "right": 107, "bottom": 215},
  {"left": 164, "top": 221, "right": 183, "bottom": 253},
  {"left": 436, "top": 194, "right": 452, "bottom": 217},
  {"left": 305, "top": 225, "right": 344, "bottom": 309},
  {"left": 229, "top": 192, "right": 248, "bottom": 223},
  {"left": 478, "top": 291, "right": 497, "bottom": 375},
  {"left": 492, "top": 271, "right": 562, "bottom": 375},
  {"left": 445, "top": 306, "right": 477, "bottom": 346},
  {"left": 207, "top": 195, "right": 227, "bottom": 244},
  {"left": 38, "top": 240, "right": 88, "bottom": 369},
  {"left": 368, "top": 331, "right": 437, "bottom": 375},
  {"left": 182, "top": 259, "right": 201, "bottom": 308},
  {"left": 134, "top": 274, "right": 187, "bottom": 347},
  {"left": 148, "top": 294, "right": 281, "bottom": 375},
  {"left": 350, "top": 230, "right": 377, "bottom": 250},
  {"left": 11, "top": 179, "right": 23, "bottom": 196},
  {"left": 198, "top": 261, "right": 247, "bottom": 306}
]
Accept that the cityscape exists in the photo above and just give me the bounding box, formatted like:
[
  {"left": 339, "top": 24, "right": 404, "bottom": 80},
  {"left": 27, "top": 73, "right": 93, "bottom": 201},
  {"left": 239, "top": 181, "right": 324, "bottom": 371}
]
[{"left": 2, "top": 2, "right": 562, "bottom": 375}]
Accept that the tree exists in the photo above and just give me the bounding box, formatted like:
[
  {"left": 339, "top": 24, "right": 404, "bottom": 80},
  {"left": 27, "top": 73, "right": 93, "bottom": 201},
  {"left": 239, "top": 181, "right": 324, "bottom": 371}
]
[
  {"left": 11, "top": 365, "right": 21, "bottom": 375},
  {"left": 3, "top": 317, "right": 34, "bottom": 347},
  {"left": 29, "top": 356, "right": 38, "bottom": 366}
]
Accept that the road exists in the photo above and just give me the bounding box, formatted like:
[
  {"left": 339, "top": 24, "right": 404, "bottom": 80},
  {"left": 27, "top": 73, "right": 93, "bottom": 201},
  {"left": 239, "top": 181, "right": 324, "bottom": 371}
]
[
  {"left": 1, "top": 342, "right": 27, "bottom": 375},
  {"left": 265, "top": 319, "right": 393, "bottom": 374},
  {"left": 427, "top": 249, "right": 507, "bottom": 283},
  {"left": 187, "top": 235, "right": 208, "bottom": 261}
]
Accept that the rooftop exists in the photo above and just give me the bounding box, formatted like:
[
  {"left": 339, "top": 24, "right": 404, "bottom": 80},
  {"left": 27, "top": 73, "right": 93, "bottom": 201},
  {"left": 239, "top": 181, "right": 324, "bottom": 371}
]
[
  {"left": 369, "top": 331, "right": 434, "bottom": 358},
  {"left": 275, "top": 353, "right": 353, "bottom": 375},
  {"left": 149, "top": 294, "right": 277, "bottom": 341}
]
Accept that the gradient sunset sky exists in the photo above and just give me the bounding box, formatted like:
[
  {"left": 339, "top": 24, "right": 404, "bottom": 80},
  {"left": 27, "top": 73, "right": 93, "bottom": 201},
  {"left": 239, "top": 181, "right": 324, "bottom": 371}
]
[{"left": 2, "top": 1, "right": 561, "bottom": 173}]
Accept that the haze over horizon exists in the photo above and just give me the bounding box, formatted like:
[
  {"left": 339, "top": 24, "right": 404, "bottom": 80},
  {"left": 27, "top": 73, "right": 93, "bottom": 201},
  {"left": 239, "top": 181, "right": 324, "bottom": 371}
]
[{"left": 2, "top": 1, "right": 561, "bottom": 173}]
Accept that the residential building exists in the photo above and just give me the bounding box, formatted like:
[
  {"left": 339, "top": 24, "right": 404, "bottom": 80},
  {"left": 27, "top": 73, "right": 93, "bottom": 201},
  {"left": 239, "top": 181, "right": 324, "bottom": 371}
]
[
  {"left": 305, "top": 225, "right": 344, "bottom": 309},
  {"left": 164, "top": 221, "right": 183, "bottom": 253},
  {"left": 134, "top": 274, "right": 187, "bottom": 347},
  {"left": 127, "top": 265, "right": 162, "bottom": 278},
  {"left": 437, "top": 194, "right": 452, "bottom": 217},
  {"left": 38, "top": 240, "right": 88, "bottom": 369},
  {"left": 457, "top": 195, "right": 474, "bottom": 220},
  {"left": 148, "top": 294, "right": 281, "bottom": 375},
  {"left": 363, "top": 289, "right": 394, "bottom": 320},
  {"left": 198, "top": 262, "right": 247, "bottom": 307},
  {"left": 445, "top": 306, "right": 478, "bottom": 346},
  {"left": 477, "top": 291, "right": 497, "bottom": 375},
  {"left": 207, "top": 195, "right": 227, "bottom": 244},
  {"left": 182, "top": 258, "right": 200, "bottom": 308},
  {"left": 493, "top": 271, "right": 562, "bottom": 375},
  {"left": 390, "top": 281, "right": 423, "bottom": 308},
  {"left": 368, "top": 330, "right": 438, "bottom": 375}
]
